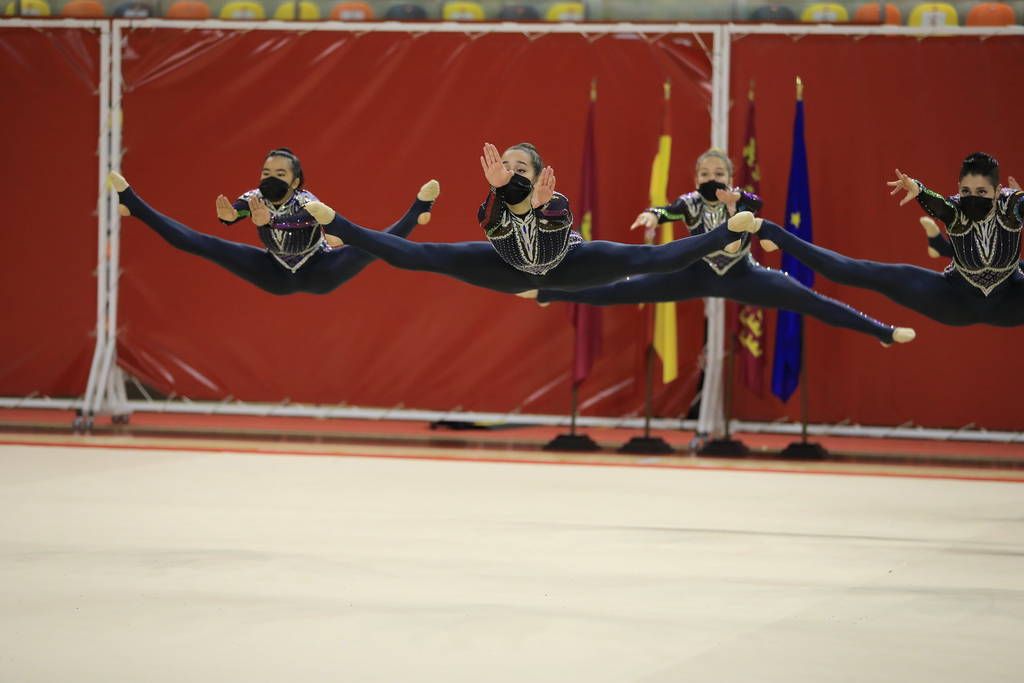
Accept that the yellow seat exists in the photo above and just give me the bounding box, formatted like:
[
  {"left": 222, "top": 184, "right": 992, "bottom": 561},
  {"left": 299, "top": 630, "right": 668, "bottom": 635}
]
[
  {"left": 546, "top": 1, "right": 583, "bottom": 21},
  {"left": 330, "top": 1, "right": 372, "bottom": 19},
  {"left": 907, "top": 2, "right": 958, "bottom": 26},
  {"left": 801, "top": 2, "right": 849, "bottom": 22},
  {"left": 853, "top": 3, "right": 901, "bottom": 24},
  {"left": 966, "top": 2, "right": 1015, "bottom": 26},
  {"left": 273, "top": 0, "right": 319, "bottom": 19},
  {"left": 219, "top": 0, "right": 265, "bottom": 18},
  {"left": 60, "top": 0, "right": 104, "bottom": 15},
  {"left": 4, "top": 0, "right": 51, "bottom": 15},
  {"left": 442, "top": 1, "right": 483, "bottom": 20}
]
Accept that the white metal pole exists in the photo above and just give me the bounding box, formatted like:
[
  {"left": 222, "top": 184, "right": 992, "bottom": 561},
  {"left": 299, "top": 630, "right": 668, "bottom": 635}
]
[
  {"left": 115, "top": 18, "right": 718, "bottom": 34},
  {"left": 99, "top": 20, "right": 127, "bottom": 421},
  {"left": 93, "top": 20, "right": 1023, "bottom": 443},
  {"left": 697, "top": 25, "right": 731, "bottom": 439},
  {"left": 724, "top": 22, "right": 1024, "bottom": 37},
  {"left": 79, "top": 22, "right": 112, "bottom": 428}
]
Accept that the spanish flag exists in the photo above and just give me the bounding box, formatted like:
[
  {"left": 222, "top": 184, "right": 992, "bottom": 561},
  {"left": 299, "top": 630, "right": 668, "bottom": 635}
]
[{"left": 649, "top": 80, "right": 678, "bottom": 383}]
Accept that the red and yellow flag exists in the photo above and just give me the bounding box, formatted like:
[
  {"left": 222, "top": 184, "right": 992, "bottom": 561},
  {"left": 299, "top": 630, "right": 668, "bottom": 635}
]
[{"left": 735, "top": 82, "right": 766, "bottom": 396}]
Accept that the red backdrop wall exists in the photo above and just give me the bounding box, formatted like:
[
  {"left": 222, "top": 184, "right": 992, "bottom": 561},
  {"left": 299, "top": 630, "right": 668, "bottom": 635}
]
[
  {"left": 116, "top": 28, "right": 716, "bottom": 417},
  {"left": 727, "top": 34, "right": 1024, "bottom": 430},
  {"left": 0, "top": 27, "right": 100, "bottom": 397},
  {"left": 12, "top": 27, "right": 1012, "bottom": 429}
]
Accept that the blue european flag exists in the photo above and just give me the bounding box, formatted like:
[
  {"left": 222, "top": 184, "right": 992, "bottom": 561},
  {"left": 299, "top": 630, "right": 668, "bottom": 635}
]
[{"left": 771, "top": 98, "right": 813, "bottom": 403}]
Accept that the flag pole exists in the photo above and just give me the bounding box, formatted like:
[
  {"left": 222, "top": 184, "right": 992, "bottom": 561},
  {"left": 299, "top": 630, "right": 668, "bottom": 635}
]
[
  {"left": 620, "top": 79, "right": 674, "bottom": 456},
  {"left": 570, "top": 384, "right": 578, "bottom": 435},
  {"left": 546, "top": 79, "right": 600, "bottom": 453},
  {"left": 799, "top": 343, "right": 809, "bottom": 444},
  {"left": 620, "top": 344, "right": 673, "bottom": 454},
  {"left": 545, "top": 381, "right": 599, "bottom": 451},
  {"left": 779, "top": 76, "right": 827, "bottom": 461}
]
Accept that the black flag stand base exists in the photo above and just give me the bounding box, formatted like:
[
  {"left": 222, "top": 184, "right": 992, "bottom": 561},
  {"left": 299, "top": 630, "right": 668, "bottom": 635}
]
[
  {"left": 619, "top": 436, "right": 674, "bottom": 455},
  {"left": 778, "top": 356, "right": 828, "bottom": 461},
  {"left": 544, "top": 384, "right": 600, "bottom": 452},
  {"left": 618, "top": 347, "right": 674, "bottom": 455},
  {"left": 779, "top": 440, "right": 828, "bottom": 460},
  {"left": 698, "top": 437, "right": 749, "bottom": 457},
  {"left": 543, "top": 433, "right": 600, "bottom": 452}
]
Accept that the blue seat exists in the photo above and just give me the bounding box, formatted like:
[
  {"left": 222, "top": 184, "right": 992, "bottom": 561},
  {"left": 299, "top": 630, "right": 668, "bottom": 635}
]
[
  {"left": 749, "top": 4, "right": 797, "bottom": 21},
  {"left": 498, "top": 4, "right": 540, "bottom": 20},
  {"left": 384, "top": 2, "right": 428, "bottom": 19},
  {"left": 113, "top": 1, "right": 157, "bottom": 15}
]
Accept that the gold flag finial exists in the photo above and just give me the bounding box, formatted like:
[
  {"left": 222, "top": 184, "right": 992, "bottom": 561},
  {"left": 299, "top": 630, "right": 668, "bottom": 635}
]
[
  {"left": 748, "top": 79, "right": 755, "bottom": 101},
  {"left": 796, "top": 76, "right": 804, "bottom": 101},
  {"left": 590, "top": 78, "right": 597, "bottom": 102},
  {"left": 663, "top": 79, "right": 671, "bottom": 101}
]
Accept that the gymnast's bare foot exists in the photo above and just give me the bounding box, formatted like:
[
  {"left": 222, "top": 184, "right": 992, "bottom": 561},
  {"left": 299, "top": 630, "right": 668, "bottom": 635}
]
[
  {"left": 882, "top": 327, "right": 916, "bottom": 347},
  {"left": 920, "top": 217, "right": 941, "bottom": 258},
  {"left": 416, "top": 180, "right": 440, "bottom": 225},
  {"left": 108, "top": 171, "right": 132, "bottom": 215},
  {"left": 304, "top": 201, "right": 336, "bottom": 225}
]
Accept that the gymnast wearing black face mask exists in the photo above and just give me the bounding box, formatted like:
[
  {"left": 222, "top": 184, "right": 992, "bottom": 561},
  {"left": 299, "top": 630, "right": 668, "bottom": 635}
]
[
  {"left": 108, "top": 148, "right": 439, "bottom": 295},
  {"left": 754, "top": 152, "right": 1024, "bottom": 328},
  {"left": 296, "top": 143, "right": 761, "bottom": 295},
  {"left": 532, "top": 148, "right": 914, "bottom": 347}
]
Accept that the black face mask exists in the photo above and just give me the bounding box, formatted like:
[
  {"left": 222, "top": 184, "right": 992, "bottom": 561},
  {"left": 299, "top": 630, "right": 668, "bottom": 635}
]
[
  {"left": 960, "top": 195, "right": 994, "bottom": 222},
  {"left": 259, "top": 176, "right": 292, "bottom": 203},
  {"left": 495, "top": 172, "right": 534, "bottom": 205},
  {"left": 698, "top": 180, "right": 729, "bottom": 202}
]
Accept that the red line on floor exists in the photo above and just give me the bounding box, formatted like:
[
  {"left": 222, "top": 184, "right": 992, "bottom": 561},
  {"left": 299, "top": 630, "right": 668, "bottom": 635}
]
[{"left": 1, "top": 438, "right": 1022, "bottom": 484}]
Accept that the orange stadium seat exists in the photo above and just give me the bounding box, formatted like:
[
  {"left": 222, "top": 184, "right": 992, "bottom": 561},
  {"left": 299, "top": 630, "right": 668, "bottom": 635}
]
[
  {"left": 853, "top": 3, "right": 901, "bottom": 24},
  {"left": 166, "top": 0, "right": 211, "bottom": 17},
  {"left": 61, "top": 0, "right": 104, "bottom": 16},
  {"left": 965, "top": 2, "right": 1016, "bottom": 26}
]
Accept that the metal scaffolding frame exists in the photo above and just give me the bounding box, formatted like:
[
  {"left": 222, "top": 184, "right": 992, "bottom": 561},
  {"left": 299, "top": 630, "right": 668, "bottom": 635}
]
[{"left": 5, "top": 18, "right": 1023, "bottom": 443}]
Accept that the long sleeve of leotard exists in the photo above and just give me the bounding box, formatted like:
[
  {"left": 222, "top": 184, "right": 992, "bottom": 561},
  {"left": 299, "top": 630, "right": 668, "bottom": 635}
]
[
  {"left": 929, "top": 232, "right": 956, "bottom": 258},
  {"left": 646, "top": 194, "right": 699, "bottom": 225},
  {"left": 1006, "top": 189, "right": 1024, "bottom": 224},
  {"left": 915, "top": 181, "right": 957, "bottom": 226},
  {"left": 478, "top": 189, "right": 505, "bottom": 236},
  {"left": 737, "top": 191, "right": 763, "bottom": 215},
  {"left": 219, "top": 196, "right": 254, "bottom": 226}
]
